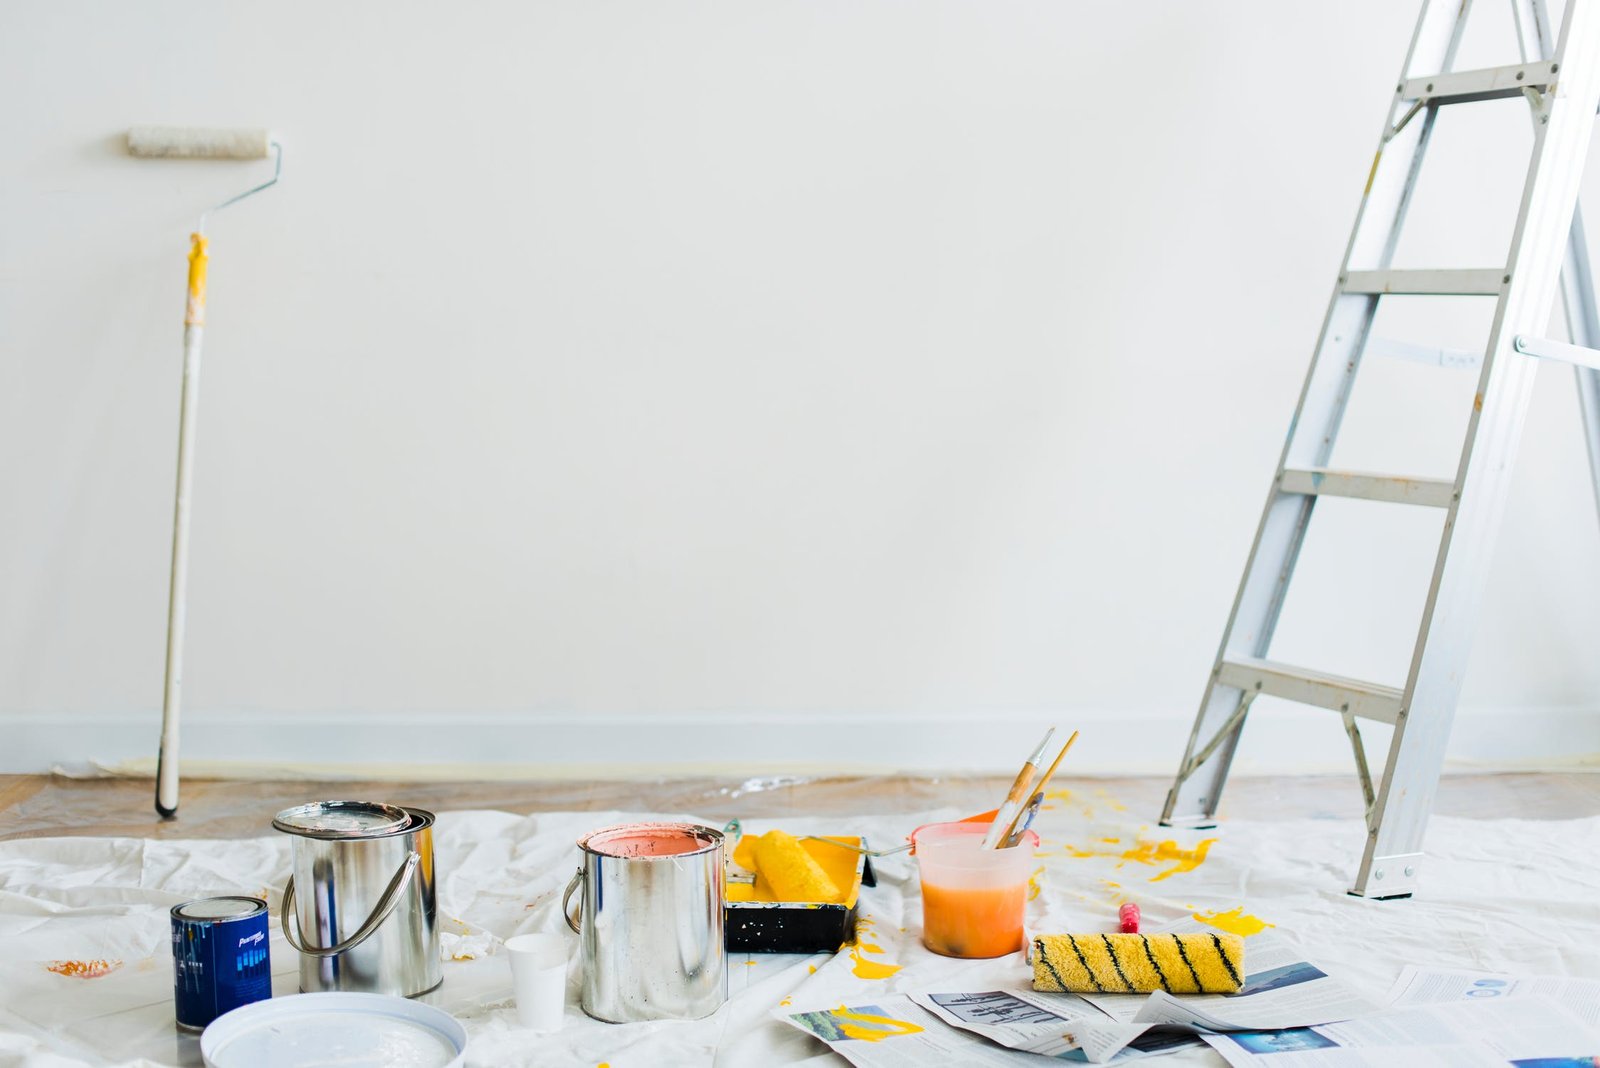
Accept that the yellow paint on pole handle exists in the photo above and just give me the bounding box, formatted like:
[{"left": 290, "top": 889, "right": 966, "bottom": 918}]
[
  {"left": 185, "top": 233, "right": 208, "bottom": 326},
  {"left": 1364, "top": 149, "right": 1383, "bottom": 197}
]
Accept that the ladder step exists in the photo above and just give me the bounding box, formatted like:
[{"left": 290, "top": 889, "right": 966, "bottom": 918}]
[
  {"left": 1400, "top": 60, "right": 1557, "bottom": 105},
  {"left": 1217, "top": 656, "right": 1403, "bottom": 725},
  {"left": 1280, "top": 467, "right": 1455, "bottom": 507},
  {"left": 1367, "top": 335, "right": 1481, "bottom": 370},
  {"left": 1342, "top": 268, "right": 1505, "bottom": 295}
]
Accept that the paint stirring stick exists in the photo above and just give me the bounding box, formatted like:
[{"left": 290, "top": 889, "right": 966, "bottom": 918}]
[
  {"left": 997, "top": 729, "right": 1079, "bottom": 847},
  {"left": 981, "top": 728, "right": 1056, "bottom": 849}
]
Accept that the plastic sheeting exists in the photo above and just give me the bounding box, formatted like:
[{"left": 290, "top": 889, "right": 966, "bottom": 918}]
[{"left": 2, "top": 798, "right": 1599, "bottom": 1067}]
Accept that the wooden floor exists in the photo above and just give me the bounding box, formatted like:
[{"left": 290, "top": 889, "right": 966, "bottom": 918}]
[{"left": 2, "top": 770, "right": 1597, "bottom": 841}]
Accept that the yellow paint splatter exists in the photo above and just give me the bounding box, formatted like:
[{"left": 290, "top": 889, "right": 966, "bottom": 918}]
[
  {"left": 1060, "top": 837, "right": 1217, "bottom": 882},
  {"left": 47, "top": 960, "right": 121, "bottom": 979},
  {"left": 1135, "top": 839, "right": 1215, "bottom": 882},
  {"left": 1041, "top": 787, "right": 1071, "bottom": 812},
  {"left": 848, "top": 938, "right": 902, "bottom": 979},
  {"left": 1028, "top": 865, "right": 1045, "bottom": 902},
  {"left": 1193, "top": 906, "right": 1274, "bottom": 937},
  {"left": 779, "top": 996, "right": 793, "bottom": 1007},
  {"left": 1092, "top": 789, "right": 1128, "bottom": 812},
  {"left": 830, "top": 1004, "right": 924, "bottom": 1042},
  {"left": 1099, "top": 837, "right": 1121, "bottom": 844},
  {"left": 450, "top": 952, "right": 475, "bottom": 961},
  {"left": 808, "top": 964, "right": 817, "bottom": 974}
]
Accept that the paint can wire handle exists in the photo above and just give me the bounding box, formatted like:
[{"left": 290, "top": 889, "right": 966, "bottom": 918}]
[
  {"left": 280, "top": 851, "right": 420, "bottom": 958},
  {"left": 562, "top": 868, "right": 584, "bottom": 934}
]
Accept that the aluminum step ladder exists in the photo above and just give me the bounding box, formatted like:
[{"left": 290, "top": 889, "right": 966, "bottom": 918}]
[{"left": 1161, "top": 0, "right": 1600, "bottom": 899}]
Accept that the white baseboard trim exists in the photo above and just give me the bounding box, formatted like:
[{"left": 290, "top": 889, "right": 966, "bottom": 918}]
[{"left": 6, "top": 705, "right": 1599, "bottom": 778}]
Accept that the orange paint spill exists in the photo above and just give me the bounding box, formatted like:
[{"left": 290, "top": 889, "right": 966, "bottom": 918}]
[
  {"left": 1193, "top": 906, "right": 1274, "bottom": 936},
  {"left": 47, "top": 959, "right": 121, "bottom": 979}
]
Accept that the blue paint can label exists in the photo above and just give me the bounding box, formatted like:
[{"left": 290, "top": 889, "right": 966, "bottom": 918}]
[{"left": 171, "top": 896, "right": 272, "bottom": 1030}]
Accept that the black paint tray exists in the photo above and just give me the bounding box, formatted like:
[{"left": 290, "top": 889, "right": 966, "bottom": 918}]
[{"left": 725, "top": 835, "right": 877, "bottom": 953}]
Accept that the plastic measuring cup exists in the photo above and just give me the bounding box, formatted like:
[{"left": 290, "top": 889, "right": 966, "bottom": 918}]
[
  {"left": 911, "top": 821, "right": 1039, "bottom": 959},
  {"left": 505, "top": 932, "right": 568, "bottom": 1032}
]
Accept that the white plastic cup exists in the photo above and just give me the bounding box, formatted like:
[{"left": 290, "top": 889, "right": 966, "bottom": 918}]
[
  {"left": 505, "top": 933, "right": 568, "bottom": 1032},
  {"left": 910, "top": 821, "right": 1040, "bottom": 959}
]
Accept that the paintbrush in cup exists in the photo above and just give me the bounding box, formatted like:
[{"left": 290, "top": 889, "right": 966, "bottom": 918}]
[
  {"left": 980, "top": 728, "right": 1056, "bottom": 849},
  {"left": 1000, "top": 729, "right": 1079, "bottom": 846}
]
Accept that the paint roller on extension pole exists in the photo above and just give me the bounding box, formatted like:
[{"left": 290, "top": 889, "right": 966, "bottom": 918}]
[{"left": 128, "top": 126, "right": 282, "bottom": 818}]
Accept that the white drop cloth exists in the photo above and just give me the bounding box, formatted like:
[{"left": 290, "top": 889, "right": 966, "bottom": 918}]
[{"left": 1, "top": 796, "right": 1597, "bottom": 1067}]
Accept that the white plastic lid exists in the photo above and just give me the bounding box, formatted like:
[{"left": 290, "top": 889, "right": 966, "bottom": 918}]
[{"left": 201, "top": 992, "right": 466, "bottom": 1068}]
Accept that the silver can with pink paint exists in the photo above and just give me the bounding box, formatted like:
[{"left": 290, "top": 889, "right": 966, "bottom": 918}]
[{"left": 562, "top": 821, "right": 727, "bottom": 1023}]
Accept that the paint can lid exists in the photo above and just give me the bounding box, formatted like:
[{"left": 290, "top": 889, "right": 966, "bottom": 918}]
[
  {"left": 173, "top": 896, "right": 267, "bottom": 921},
  {"left": 272, "top": 801, "right": 412, "bottom": 839},
  {"left": 200, "top": 992, "right": 466, "bottom": 1068}
]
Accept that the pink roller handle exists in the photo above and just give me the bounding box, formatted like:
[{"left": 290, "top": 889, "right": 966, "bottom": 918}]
[{"left": 1119, "top": 902, "right": 1141, "bottom": 934}]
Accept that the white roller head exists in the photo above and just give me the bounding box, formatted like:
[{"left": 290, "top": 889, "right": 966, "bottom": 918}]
[{"left": 128, "top": 125, "right": 273, "bottom": 160}]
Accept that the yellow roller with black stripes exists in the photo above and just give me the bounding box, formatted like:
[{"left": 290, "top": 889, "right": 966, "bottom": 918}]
[{"left": 1032, "top": 932, "right": 1245, "bottom": 994}]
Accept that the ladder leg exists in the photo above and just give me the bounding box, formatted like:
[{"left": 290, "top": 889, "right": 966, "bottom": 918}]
[
  {"left": 1163, "top": 0, "right": 1475, "bottom": 827},
  {"left": 1512, "top": 0, "right": 1600, "bottom": 527},
  {"left": 1557, "top": 208, "right": 1600, "bottom": 527},
  {"left": 1353, "top": 0, "right": 1600, "bottom": 899}
]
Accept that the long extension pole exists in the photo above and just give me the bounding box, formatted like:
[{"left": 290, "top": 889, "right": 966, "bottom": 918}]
[{"left": 156, "top": 233, "right": 208, "bottom": 818}]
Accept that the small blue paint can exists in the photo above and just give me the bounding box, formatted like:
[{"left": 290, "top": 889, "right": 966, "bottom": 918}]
[{"left": 170, "top": 896, "right": 272, "bottom": 1031}]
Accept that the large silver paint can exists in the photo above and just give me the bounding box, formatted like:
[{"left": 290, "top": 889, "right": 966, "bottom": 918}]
[
  {"left": 562, "top": 822, "right": 726, "bottom": 1023},
  {"left": 273, "top": 801, "right": 441, "bottom": 998}
]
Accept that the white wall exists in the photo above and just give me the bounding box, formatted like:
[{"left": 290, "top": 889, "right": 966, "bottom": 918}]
[{"left": 5, "top": 1, "right": 1600, "bottom": 777}]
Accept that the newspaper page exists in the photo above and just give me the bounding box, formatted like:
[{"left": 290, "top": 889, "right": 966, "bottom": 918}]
[
  {"left": 909, "top": 989, "right": 1203, "bottom": 1063},
  {"left": 968, "top": 919, "right": 1384, "bottom": 1060},
  {"left": 778, "top": 995, "right": 1059, "bottom": 1067},
  {"left": 1202, "top": 994, "right": 1600, "bottom": 1067},
  {"left": 1387, "top": 964, "right": 1600, "bottom": 1029}
]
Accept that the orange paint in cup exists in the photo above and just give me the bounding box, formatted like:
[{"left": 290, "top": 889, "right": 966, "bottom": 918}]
[{"left": 911, "top": 821, "right": 1039, "bottom": 959}]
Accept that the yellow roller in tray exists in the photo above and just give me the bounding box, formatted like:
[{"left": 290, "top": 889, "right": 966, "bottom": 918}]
[
  {"left": 725, "top": 829, "right": 869, "bottom": 953},
  {"left": 731, "top": 830, "right": 856, "bottom": 905}
]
